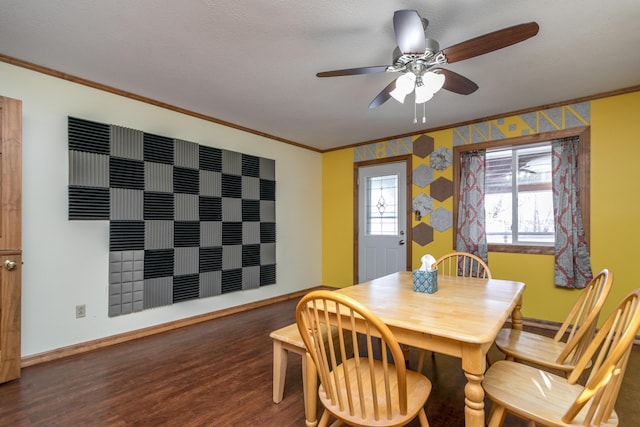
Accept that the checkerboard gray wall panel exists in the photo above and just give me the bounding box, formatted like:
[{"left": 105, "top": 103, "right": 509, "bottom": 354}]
[
  {"left": 111, "top": 188, "right": 144, "bottom": 220},
  {"left": 242, "top": 176, "right": 260, "bottom": 199},
  {"left": 111, "top": 125, "right": 143, "bottom": 160},
  {"left": 222, "top": 198, "right": 241, "bottom": 221},
  {"left": 175, "top": 247, "right": 199, "bottom": 276},
  {"left": 69, "top": 151, "right": 109, "bottom": 187},
  {"left": 242, "top": 266, "right": 260, "bottom": 290},
  {"left": 200, "top": 271, "right": 222, "bottom": 297},
  {"left": 260, "top": 158, "right": 275, "bottom": 180},
  {"left": 200, "top": 170, "right": 221, "bottom": 197},
  {"left": 261, "top": 243, "right": 276, "bottom": 265},
  {"left": 69, "top": 117, "right": 110, "bottom": 153},
  {"left": 144, "top": 277, "right": 173, "bottom": 309},
  {"left": 145, "top": 162, "right": 173, "bottom": 192},
  {"left": 242, "top": 222, "right": 260, "bottom": 244},
  {"left": 201, "top": 221, "right": 222, "bottom": 247},
  {"left": 68, "top": 116, "right": 276, "bottom": 317},
  {"left": 174, "top": 139, "right": 199, "bottom": 169},
  {"left": 145, "top": 220, "right": 174, "bottom": 249},
  {"left": 261, "top": 201, "right": 276, "bottom": 222},
  {"left": 223, "top": 245, "right": 242, "bottom": 270},
  {"left": 175, "top": 194, "right": 199, "bottom": 221},
  {"left": 222, "top": 150, "right": 242, "bottom": 175}
]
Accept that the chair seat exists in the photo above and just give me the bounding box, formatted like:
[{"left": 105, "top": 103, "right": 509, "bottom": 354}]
[
  {"left": 320, "top": 357, "right": 432, "bottom": 427},
  {"left": 495, "top": 328, "right": 567, "bottom": 369},
  {"left": 270, "top": 323, "right": 307, "bottom": 350},
  {"left": 495, "top": 328, "right": 583, "bottom": 373},
  {"left": 494, "top": 269, "right": 611, "bottom": 376},
  {"left": 483, "top": 360, "right": 619, "bottom": 426}
]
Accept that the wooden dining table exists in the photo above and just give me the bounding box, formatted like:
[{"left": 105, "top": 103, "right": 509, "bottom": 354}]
[{"left": 302, "top": 271, "right": 525, "bottom": 427}]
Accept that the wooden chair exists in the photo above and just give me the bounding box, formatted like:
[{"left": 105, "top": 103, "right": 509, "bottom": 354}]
[
  {"left": 415, "top": 251, "right": 492, "bottom": 373},
  {"left": 296, "top": 290, "right": 431, "bottom": 427},
  {"left": 434, "top": 251, "right": 491, "bottom": 279},
  {"left": 483, "top": 288, "right": 640, "bottom": 426},
  {"left": 494, "top": 269, "right": 613, "bottom": 375}
]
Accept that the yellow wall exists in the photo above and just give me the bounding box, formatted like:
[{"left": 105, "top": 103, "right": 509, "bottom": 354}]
[
  {"left": 322, "top": 90, "right": 640, "bottom": 323},
  {"left": 589, "top": 92, "right": 640, "bottom": 319},
  {"left": 322, "top": 149, "right": 354, "bottom": 287}
]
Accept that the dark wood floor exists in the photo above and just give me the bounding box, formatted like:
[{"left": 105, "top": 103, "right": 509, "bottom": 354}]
[{"left": 1, "top": 296, "right": 639, "bottom": 426}]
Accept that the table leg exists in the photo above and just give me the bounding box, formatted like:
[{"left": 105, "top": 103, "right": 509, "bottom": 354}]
[
  {"left": 303, "top": 352, "right": 318, "bottom": 427},
  {"left": 462, "top": 346, "right": 487, "bottom": 427},
  {"left": 463, "top": 370, "right": 485, "bottom": 427}
]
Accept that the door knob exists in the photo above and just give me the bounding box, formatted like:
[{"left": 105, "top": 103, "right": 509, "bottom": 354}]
[
  {"left": 399, "top": 240, "right": 405, "bottom": 245},
  {"left": 4, "top": 260, "right": 17, "bottom": 270}
]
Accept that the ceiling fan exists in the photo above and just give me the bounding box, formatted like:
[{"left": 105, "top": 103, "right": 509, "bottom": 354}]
[{"left": 317, "top": 10, "right": 539, "bottom": 114}]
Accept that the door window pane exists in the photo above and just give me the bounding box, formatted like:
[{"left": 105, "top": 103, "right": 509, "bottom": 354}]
[{"left": 366, "top": 175, "right": 398, "bottom": 236}]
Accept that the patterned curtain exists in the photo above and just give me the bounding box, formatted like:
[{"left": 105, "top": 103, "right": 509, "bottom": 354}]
[
  {"left": 552, "top": 137, "right": 592, "bottom": 288},
  {"left": 456, "top": 150, "right": 488, "bottom": 265}
]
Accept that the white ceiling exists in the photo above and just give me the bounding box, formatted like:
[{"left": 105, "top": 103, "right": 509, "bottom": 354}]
[{"left": 1, "top": 0, "right": 639, "bottom": 151}]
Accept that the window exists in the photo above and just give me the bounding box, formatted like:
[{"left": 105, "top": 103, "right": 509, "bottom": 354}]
[
  {"left": 453, "top": 127, "right": 590, "bottom": 254},
  {"left": 365, "top": 174, "right": 398, "bottom": 235},
  {"left": 485, "top": 143, "right": 554, "bottom": 245}
]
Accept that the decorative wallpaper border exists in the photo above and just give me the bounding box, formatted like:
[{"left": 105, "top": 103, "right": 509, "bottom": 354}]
[{"left": 351, "top": 101, "right": 591, "bottom": 246}]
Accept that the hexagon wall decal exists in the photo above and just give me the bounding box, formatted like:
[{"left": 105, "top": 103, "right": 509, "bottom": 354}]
[
  {"left": 413, "top": 222, "right": 434, "bottom": 246},
  {"left": 431, "top": 207, "right": 453, "bottom": 232},
  {"left": 430, "top": 176, "right": 453, "bottom": 202},
  {"left": 413, "top": 164, "right": 434, "bottom": 188},
  {"left": 412, "top": 193, "right": 433, "bottom": 218},
  {"left": 413, "top": 134, "right": 434, "bottom": 159},
  {"left": 430, "top": 146, "right": 452, "bottom": 171}
]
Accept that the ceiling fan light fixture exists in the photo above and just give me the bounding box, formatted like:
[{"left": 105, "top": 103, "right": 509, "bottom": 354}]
[
  {"left": 389, "top": 88, "right": 407, "bottom": 103},
  {"left": 389, "top": 89, "right": 407, "bottom": 104},
  {"left": 390, "top": 72, "right": 416, "bottom": 103},
  {"left": 423, "top": 71, "right": 446, "bottom": 93},
  {"left": 415, "top": 84, "right": 434, "bottom": 104},
  {"left": 397, "top": 72, "right": 416, "bottom": 92}
]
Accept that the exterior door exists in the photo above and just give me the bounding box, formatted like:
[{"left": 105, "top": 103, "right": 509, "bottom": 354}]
[
  {"left": 0, "top": 96, "right": 22, "bottom": 383},
  {"left": 356, "top": 158, "right": 410, "bottom": 283}
]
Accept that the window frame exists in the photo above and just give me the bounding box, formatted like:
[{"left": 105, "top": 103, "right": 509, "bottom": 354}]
[
  {"left": 485, "top": 142, "right": 554, "bottom": 246},
  {"left": 452, "top": 126, "right": 590, "bottom": 255}
]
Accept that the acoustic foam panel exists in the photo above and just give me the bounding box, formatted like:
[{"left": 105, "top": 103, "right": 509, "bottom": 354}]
[{"left": 68, "top": 117, "right": 276, "bottom": 316}]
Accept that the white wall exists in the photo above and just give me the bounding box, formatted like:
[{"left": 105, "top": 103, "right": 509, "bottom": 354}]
[{"left": 0, "top": 62, "right": 323, "bottom": 357}]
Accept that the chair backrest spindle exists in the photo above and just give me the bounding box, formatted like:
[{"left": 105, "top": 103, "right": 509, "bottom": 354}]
[
  {"left": 555, "top": 269, "right": 613, "bottom": 366},
  {"left": 434, "top": 251, "right": 491, "bottom": 279}
]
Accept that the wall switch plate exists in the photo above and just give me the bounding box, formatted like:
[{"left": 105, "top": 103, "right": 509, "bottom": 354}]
[{"left": 76, "top": 304, "right": 86, "bottom": 318}]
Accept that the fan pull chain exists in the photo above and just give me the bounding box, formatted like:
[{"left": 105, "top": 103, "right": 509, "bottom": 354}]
[
  {"left": 422, "top": 103, "right": 426, "bottom": 123},
  {"left": 413, "top": 97, "right": 418, "bottom": 124}
]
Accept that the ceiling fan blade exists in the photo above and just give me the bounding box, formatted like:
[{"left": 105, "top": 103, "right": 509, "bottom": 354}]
[
  {"left": 368, "top": 79, "right": 397, "bottom": 109},
  {"left": 393, "top": 10, "right": 426, "bottom": 55},
  {"left": 316, "top": 66, "right": 389, "bottom": 77},
  {"left": 433, "top": 68, "right": 479, "bottom": 95},
  {"left": 442, "top": 22, "right": 539, "bottom": 64}
]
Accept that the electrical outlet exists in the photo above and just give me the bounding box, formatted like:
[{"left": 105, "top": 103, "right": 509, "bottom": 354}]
[{"left": 76, "top": 304, "right": 86, "bottom": 318}]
